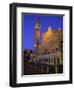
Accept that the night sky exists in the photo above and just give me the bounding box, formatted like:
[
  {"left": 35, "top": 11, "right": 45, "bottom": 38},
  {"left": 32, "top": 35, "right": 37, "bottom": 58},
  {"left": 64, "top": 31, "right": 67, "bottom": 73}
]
[{"left": 23, "top": 14, "right": 63, "bottom": 50}]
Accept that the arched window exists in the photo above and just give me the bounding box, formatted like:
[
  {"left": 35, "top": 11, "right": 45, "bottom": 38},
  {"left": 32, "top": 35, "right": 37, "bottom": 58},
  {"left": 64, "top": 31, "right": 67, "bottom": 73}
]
[
  {"left": 57, "top": 57, "right": 60, "bottom": 64},
  {"left": 48, "top": 58, "right": 50, "bottom": 64}
]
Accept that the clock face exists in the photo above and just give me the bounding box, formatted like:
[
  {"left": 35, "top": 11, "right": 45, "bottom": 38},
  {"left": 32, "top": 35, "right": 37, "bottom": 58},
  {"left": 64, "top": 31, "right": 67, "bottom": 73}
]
[
  {"left": 34, "top": 44, "right": 37, "bottom": 48},
  {"left": 35, "top": 24, "right": 41, "bottom": 29}
]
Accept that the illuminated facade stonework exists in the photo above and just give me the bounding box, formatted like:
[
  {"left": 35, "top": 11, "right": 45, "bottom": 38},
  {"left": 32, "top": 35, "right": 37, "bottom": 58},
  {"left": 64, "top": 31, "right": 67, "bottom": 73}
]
[{"left": 38, "top": 27, "right": 63, "bottom": 54}]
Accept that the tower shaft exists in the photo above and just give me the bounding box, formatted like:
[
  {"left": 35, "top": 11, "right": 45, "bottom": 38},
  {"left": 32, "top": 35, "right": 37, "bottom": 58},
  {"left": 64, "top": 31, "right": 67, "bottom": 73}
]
[{"left": 34, "top": 17, "right": 41, "bottom": 49}]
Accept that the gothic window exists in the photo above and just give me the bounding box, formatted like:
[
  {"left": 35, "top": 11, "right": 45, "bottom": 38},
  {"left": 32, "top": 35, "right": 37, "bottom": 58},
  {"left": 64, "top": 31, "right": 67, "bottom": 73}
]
[{"left": 57, "top": 57, "right": 60, "bottom": 64}]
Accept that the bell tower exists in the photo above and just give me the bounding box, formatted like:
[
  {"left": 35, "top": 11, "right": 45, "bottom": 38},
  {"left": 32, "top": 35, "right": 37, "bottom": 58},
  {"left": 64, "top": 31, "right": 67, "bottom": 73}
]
[{"left": 34, "top": 17, "right": 41, "bottom": 49}]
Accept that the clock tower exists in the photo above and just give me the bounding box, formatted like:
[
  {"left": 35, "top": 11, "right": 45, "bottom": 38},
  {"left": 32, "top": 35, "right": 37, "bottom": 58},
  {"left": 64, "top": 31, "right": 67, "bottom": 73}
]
[{"left": 34, "top": 17, "right": 41, "bottom": 50}]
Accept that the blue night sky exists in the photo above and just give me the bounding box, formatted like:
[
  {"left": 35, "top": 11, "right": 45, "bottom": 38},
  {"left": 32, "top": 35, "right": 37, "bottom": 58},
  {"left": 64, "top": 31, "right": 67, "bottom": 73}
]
[{"left": 23, "top": 14, "right": 63, "bottom": 50}]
